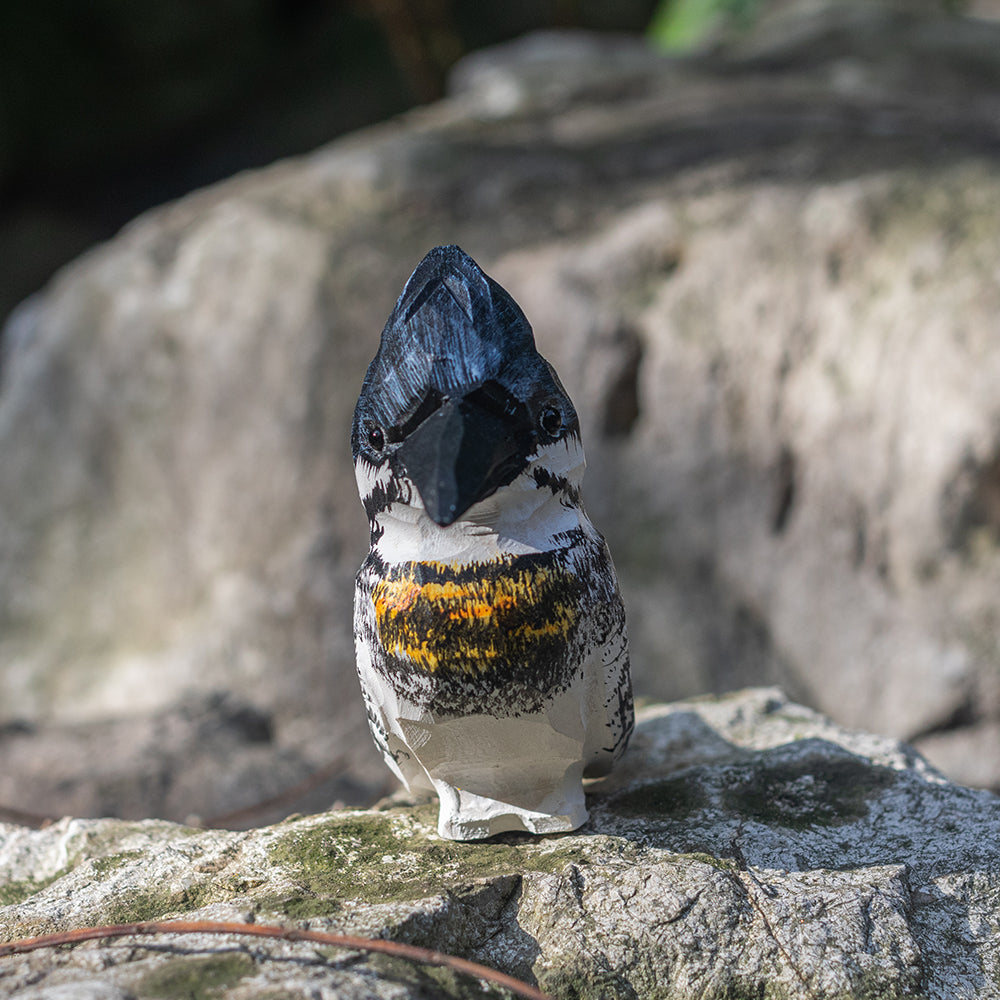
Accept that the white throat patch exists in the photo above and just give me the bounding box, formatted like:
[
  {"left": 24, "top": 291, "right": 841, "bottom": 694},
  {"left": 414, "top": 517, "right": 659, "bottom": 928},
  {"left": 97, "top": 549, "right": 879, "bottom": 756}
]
[{"left": 356, "top": 435, "right": 588, "bottom": 563}]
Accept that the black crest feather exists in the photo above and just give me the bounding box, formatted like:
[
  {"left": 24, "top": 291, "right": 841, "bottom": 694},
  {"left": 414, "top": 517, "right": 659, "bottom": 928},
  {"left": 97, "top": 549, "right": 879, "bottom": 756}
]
[{"left": 352, "top": 245, "right": 575, "bottom": 462}]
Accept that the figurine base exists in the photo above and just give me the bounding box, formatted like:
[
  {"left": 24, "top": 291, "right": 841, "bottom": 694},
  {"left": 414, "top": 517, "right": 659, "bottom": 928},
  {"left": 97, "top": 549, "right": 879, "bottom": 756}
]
[
  {"left": 387, "top": 710, "right": 592, "bottom": 841},
  {"left": 433, "top": 779, "right": 588, "bottom": 841}
]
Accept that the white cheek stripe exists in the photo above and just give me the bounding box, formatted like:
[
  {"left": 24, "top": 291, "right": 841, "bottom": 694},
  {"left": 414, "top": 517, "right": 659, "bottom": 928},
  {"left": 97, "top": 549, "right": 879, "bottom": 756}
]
[{"left": 355, "top": 457, "right": 394, "bottom": 500}]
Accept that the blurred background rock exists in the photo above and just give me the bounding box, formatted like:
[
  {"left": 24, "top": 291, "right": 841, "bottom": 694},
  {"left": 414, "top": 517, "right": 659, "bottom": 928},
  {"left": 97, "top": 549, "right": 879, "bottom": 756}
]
[
  {"left": 0, "top": 0, "right": 657, "bottom": 330},
  {"left": 3, "top": 0, "right": 1000, "bottom": 827}
]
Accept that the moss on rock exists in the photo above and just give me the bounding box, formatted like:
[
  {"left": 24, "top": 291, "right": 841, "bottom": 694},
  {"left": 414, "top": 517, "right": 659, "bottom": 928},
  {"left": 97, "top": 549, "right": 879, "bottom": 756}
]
[
  {"left": 264, "top": 807, "right": 601, "bottom": 914},
  {"left": 139, "top": 954, "right": 256, "bottom": 1000},
  {"left": 721, "top": 750, "right": 897, "bottom": 831},
  {"left": 91, "top": 849, "right": 146, "bottom": 878},
  {"left": 607, "top": 773, "right": 708, "bottom": 820},
  {"left": 98, "top": 879, "right": 218, "bottom": 925},
  {"left": 0, "top": 867, "right": 72, "bottom": 907}
]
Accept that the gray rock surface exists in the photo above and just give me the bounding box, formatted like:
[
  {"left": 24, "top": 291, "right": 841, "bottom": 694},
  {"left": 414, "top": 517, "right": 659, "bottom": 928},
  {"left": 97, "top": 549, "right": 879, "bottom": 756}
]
[
  {"left": 3, "top": 0, "right": 1000, "bottom": 821},
  {"left": 1, "top": 689, "right": 998, "bottom": 999},
  {"left": 0, "top": 693, "right": 392, "bottom": 829}
]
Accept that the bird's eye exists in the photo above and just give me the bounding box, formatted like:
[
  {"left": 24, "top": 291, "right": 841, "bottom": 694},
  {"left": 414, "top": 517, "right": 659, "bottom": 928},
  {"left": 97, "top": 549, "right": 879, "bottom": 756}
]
[
  {"left": 367, "top": 425, "right": 385, "bottom": 453},
  {"left": 539, "top": 406, "right": 562, "bottom": 437}
]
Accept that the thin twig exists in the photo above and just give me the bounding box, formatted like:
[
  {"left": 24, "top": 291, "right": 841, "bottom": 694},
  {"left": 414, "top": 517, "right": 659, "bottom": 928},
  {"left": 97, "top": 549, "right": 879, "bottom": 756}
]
[{"left": 0, "top": 919, "right": 553, "bottom": 1000}]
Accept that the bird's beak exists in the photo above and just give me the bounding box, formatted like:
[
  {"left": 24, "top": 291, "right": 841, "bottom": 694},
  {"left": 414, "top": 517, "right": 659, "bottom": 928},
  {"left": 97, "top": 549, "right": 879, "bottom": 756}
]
[{"left": 394, "top": 392, "right": 532, "bottom": 527}]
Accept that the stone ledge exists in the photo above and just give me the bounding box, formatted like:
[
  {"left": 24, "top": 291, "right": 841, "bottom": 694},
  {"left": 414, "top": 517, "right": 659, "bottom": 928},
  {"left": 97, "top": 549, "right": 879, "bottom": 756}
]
[{"left": 1, "top": 689, "right": 995, "bottom": 999}]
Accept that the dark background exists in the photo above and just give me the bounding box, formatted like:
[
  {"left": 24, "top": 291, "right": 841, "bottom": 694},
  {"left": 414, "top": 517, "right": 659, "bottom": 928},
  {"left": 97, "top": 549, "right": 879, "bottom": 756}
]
[{"left": 0, "top": 0, "right": 659, "bottom": 329}]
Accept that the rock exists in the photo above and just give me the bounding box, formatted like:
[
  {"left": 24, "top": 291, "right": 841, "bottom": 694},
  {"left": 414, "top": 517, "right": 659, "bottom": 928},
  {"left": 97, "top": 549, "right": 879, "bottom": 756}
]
[
  {"left": 0, "top": 693, "right": 394, "bottom": 828},
  {"left": 914, "top": 721, "right": 1000, "bottom": 794},
  {"left": 1, "top": 690, "right": 997, "bottom": 999},
  {"left": 4, "top": 0, "right": 1000, "bottom": 819}
]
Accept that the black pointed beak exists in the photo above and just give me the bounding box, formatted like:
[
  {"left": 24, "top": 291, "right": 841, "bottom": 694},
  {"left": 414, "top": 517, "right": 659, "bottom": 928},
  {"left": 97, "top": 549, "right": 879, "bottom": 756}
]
[{"left": 394, "top": 390, "right": 532, "bottom": 526}]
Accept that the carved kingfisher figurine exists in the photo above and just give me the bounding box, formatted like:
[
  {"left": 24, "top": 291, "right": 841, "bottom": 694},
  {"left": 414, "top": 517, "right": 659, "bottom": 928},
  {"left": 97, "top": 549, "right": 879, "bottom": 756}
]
[{"left": 352, "top": 245, "right": 633, "bottom": 840}]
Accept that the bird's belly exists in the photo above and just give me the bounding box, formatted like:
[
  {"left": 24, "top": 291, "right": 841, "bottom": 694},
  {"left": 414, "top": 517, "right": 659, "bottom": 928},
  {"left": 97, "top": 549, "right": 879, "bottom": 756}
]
[{"left": 371, "top": 553, "right": 584, "bottom": 681}]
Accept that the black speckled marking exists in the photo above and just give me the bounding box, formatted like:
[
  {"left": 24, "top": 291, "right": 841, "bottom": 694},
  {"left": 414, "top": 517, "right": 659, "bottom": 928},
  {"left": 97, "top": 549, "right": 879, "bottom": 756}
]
[{"left": 532, "top": 466, "right": 583, "bottom": 507}]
